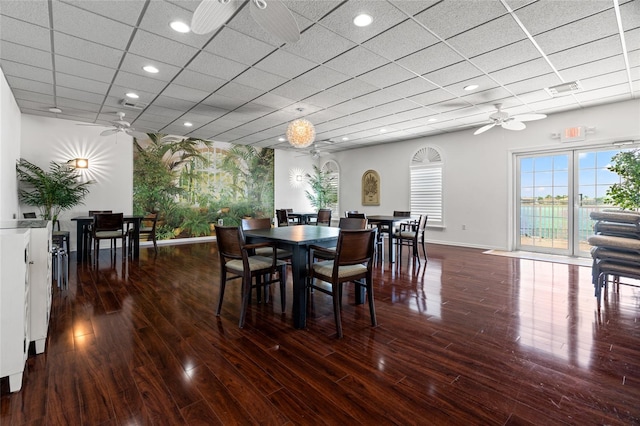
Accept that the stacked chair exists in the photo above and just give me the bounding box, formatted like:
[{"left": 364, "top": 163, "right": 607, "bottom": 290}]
[{"left": 588, "top": 210, "right": 640, "bottom": 308}]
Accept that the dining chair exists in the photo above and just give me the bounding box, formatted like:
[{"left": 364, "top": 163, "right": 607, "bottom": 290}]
[
  {"left": 241, "top": 218, "right": 292, "bottom": 261},
  {"left": 307, "top": 228, "right": 377, "bottom": 338},
  {"left": 285, "top": 208, "right": 299, "bottom": 225},
  {"left": 314, "top": 209, "right": 332, "bottom": 226},
  {"left": 86, "top": 210, "right": 113, "bottom": 255},
  {"left": 311, "top": 217, "right": 368, "bottom": 263},
  {"left": 275, "top": 209, "right": 289, "bottom": 227},
  {"left": 395, "top": 214, "right": 428, "bottom": 262},
  {"left": 129, "top": 213, "right": 158, "bottom": 255},
  {"left": 92, "top": 213, "right": 127, "bottom": 261},
  {"left": 345, "top": 210, "right": 358, "bottom": 217},
  {"left": 214, "top": 225, "right": 287, "bottom": 328}
]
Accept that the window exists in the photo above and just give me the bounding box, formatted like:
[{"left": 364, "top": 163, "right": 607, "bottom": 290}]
[
  {"left": 410, "top": 147, "right": 443, "bottom": 227},
  {"left": 321, "top": 160, "right": 339, "bottom": 219}
]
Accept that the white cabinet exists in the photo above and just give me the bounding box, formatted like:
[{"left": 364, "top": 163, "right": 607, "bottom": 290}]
[
  {"left": 27, "top": 221, "right": 52, "bottom": 354},
  {"left": 0, "top": 228, "right": 31, "bottom": 392}
]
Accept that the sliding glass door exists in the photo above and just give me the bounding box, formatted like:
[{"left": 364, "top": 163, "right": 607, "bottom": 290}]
[{"left": 517, "top": 148, "right": 623, "bottom": 257}]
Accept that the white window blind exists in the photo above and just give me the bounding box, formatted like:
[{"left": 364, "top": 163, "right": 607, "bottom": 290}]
[{"left": 411, "top": 161, "right": 443, "bottom": 226}]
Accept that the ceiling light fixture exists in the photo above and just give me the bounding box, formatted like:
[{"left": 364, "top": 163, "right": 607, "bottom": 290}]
[
  {"left": 379, "top": 128, "right": 386, "bottom": 133},
  {"left": 170, "top": 21, "right": 190, "bottom": 33},
  {"left": 427, "top": 118, "right": 438, "bottom": 122},
  {"left": 278, "top": 137, "right": 285, "bottom": 142},
  {"left": 48, "top": 107, "right": 62, "bottom": 113},
  {"left": 143, "top": 65, "right": 159, "bottom": 74},
  {"left": 184, "top": 122, "right": 193, "bottom": 127},
  {"left": 464, "top": 84, "right": 479, "bottom": 91},
  {"left": 286, "top": 108, "right": 315, "bottom": 148},
  {"left": 353, "top": 13, "right": 373, "bottom": 27},
  {"left": 342, "top": 137, "right": 349, "bottom": 141},
  {"left": 126, "top": 92, "right": 139, "bottom": 99}
]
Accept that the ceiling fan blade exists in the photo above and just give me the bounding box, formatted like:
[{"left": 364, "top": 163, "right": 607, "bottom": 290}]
[
  {"left": 100, "top": 128, "right": 120, "bottom": 136},
  {"left": 191, "top": 0, "right": 239, "bottom": 35},
  {"left": 126, "top": 129, "right": 149, "bottom": 140},
  {"left": 473, "top": 122, "right": 496, "bottom": 135},
  {"left": 512, "top": 113, "right": 547, "bottom": 122},
  {"left": 250, "top": 0, "right": 300, "bottom": 44},
  {"left": 502, "top": 120, "right": 526, "bottom": 131}
]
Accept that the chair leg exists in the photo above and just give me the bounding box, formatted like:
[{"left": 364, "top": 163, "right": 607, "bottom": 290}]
[
  {"left": 216, "top": 270, "right": 227, "bottom": 316},
  {"left": 279, "top": 264, "right": 286, "bottom": 313},
  {"left": 239, "top": 274, "right": 252, "bottom": 328},
  {"left": 367, "top": 278, "right": 377, "bottom": 327},
  {"left": 333, "top": 282, "right": 343, "bottom": 338}
]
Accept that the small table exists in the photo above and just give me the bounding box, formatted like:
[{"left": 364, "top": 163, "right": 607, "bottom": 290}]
[
  {"left": 71, "top": 215, "right": 143, "bottom": 262},
  {"left": 244, "top": 225, "right": 340, "bottom": 329},
  {"left": 367, "top": 215, "right": 415, "bottom": 262}
]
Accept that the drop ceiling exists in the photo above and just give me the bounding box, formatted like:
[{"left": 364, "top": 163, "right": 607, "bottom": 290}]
[{"left": 0, "top": 0, "right": 638, "bottom": 153}]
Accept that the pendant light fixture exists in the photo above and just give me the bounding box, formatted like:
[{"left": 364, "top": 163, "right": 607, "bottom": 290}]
[{"left": 286, "top": 108, "right": 315, "bottom": 148}]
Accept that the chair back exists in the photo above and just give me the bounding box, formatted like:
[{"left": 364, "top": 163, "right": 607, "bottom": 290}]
[
  {"left": 141, "top": 213, "right": 158, "bottom": 231},
  {"left": 393, "top": 210, "right": 411, "bottom": 217},
  {"left": 23, "top": 212, "right": 37, "bottom": 218},
  {"left": 317, "top": 209, "right": 332, "bottom": 225},
  {"left": 93, "top": 213, "right": 124, "bottom": 232},
  {"left": 335, "top": 229, "right": 376, "bottom": 266},
  {"left": 347, "top": 212, "right": 366, "bottom": 219},
  {"left": 241, "top": 217, "right": 272, "bottom": 231},
  {"left": 89, "top": 210, "right": 113, "bottom": 216},
  {"left": 345, "top": 210, "right": 358, "bottom": 217},
  {"left": 215, "top": 225, "right": 244, "bottom": 260},
  {"left": 338, "top": 217, "right": 367, "bottom": 230},
  {"left": 275, "top": 209, "right": 289, "bottom": 226},
  {"left": 417, "top": 214, "right": 428, "bottom": 232}
]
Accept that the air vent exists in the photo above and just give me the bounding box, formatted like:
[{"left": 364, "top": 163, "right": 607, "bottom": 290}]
[
  {"left": 544, "top": 80, "right": 583, "bottom": 97},
  {"left": 119, "top": 99, "right": 146, "bottom": 110}
]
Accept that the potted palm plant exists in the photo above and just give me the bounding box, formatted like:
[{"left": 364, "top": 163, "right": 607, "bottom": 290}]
[
  {"left": 305, "top": 165, "right": 337, "bottom": 210},
  {"left": 16, "top": 158, "right": 93, "bottom": 225}
]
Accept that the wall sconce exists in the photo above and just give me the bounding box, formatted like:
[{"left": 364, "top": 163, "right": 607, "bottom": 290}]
[
  {"left": 289, "top": 167, "right": 305, "bottom": 188},
  {"left": 69, "top": 158, "right": 89, "bottom": 169}
]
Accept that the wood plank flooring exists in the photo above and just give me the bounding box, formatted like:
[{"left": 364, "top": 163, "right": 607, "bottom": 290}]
[{"left": 2, "top": 241, "right": 640, "bottom": 425}]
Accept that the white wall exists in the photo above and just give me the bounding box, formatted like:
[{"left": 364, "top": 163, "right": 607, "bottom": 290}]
[
  {"left": 20, "top": 114, "right": 134, "bottom": 250},
  {"left": 275, "top": 149, "right": 317, "bottom": 213},
  {"left": 0, "top": 68, "right": 22, "bottom": 221},
  {"left": 276, "top": 99, "right": 640, "bottom": 250}
]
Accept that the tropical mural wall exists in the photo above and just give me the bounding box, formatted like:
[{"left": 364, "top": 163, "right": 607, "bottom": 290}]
[{"left": 132, "top": 134, "right": 274, "bottom": 240}]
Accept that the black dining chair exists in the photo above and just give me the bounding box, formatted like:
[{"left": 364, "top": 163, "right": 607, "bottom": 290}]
[
  {"left": 275, "top": 209, "right": 289, "bottom": 227},
  {"left": 215, "top": 225, "right": 287, "bottom": 328},
  {"left": 129, "top": 213, "right": 158, "bottom": 255},
  {"left": 314, "top": 209, "right": 332, "bottom": 226},
  {"left": 307, "top": 228, "right": 377, "bottom": 338},
  {"left": 395, "top": 214, "right": 428, "bottom": 263},
  {"left": 92, "top": 213, "right": 127, "bottom": 262}
]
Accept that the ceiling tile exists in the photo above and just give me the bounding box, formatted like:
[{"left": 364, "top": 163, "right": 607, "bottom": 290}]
[
  {"left": 51, "top": 1, "right": 134, "bottom": 50},
  {"left": 0, "top": 0, "right": 50, "bottom": 27},
  {"left": 202, "top": 93, "right": 247, "bottom": 111},
  {"left": 516, "top": 0, "right": 615, "bottom": 36},
  {"left": 408, "top": 88, "right": 456, "bottom": 107},
  {"left": 187, "top": 51, "right": 248, "bottom": 80},
  {"left": 151, "top": 95, "right": 197, "bottom": 112},
  {"left": 397, "top": 42, "right": 465, "bottom": 76},
  {"left": 5, "top": 75, "right": 53, "bottom": 95},
  {"left": 161, "top": 84, "right": 210, "bottom": 103},
  {"left": 119, "top": 53, "right": 182, "bottom": 82},
  {"left": 204, "top": 27, "right": 276, "bottom": 66},
  {"left": 0, "top": 16, "right": 51, "bottom": 51},
  {"left": 358, "top": 63, "right": 416, "bottom": 88},
  {"left": 324, "top": 46, "right": 388, "bottom": 78},
  {"left": 423, "top": 61, "right": 483, "bottom": 87},
  {"left": 547, "top": 35, "right": 623, "bottom": 70},
  {"left": 61, "top": 0, "right": 146, "bottom": 26},
  {"left": 414, "top": 0, "right": 507, "bottom": 39},
  {"left": 270, "top": 80, "right": 320, "bottom": 101},
  {"left": 384, "top": 77, "right": 438, "bottom": 98},
  {"left": 293, "top": 65, "right": 351, "bottom": 91},
  {"left": 113, "top": 71, "right": 168, "bottom": 94},
  {"left": 0, "top": 41, "right": 52, "bottom": 69},
  {"left": 252, "top": 92, "right": 296, "bottom": 110},
  {"left": 56, "top": 73, "right": 110, "bottom": 94},
  {"left": 216, "top": 81, "right": 265, "bottom": 103},
  {"left": 232, "top": 67, "right": 288, "bottom": 92},
  {"left": 355, "top": 89, "right": 402, "bottom": 107},
  {"left": 172, "top": 69, "right": 227, "bottom": 93},
  {"left": 53, "top": 32, "right": 125, "bottom": 68},
  {"left": 560, "top": 56, "right": 628, "bottom": 83},
  {"left": 470, "top": 39, "right": 541, "bottom": 73},
  {"left": 11, "top": 89, "right": 54, "bottom": 105},
  {"left": 362, "top": 18, "right": 439, "bottom": 60},
  {"left": 137, "top": 0, "right": 210, "bottom": 49},
  {"left": 304, "top": 91, "right": 350, "bottom": 109},
  {"left": 388, "top": 1, "right": 439, "bottom": 19},
  {"left": 55, "top": 86, "right": 104, "bottom": 104},
  {"left": 505, "top": 73, "right": 564, "bottom": 96},
  {"left": 324, "top": 78, "right": 378, "bottom": 100},
  {"left": 1, "top": 61, "right": 52, "bottom": 83},
  {"left": 447, "top": 15, "right": 527, "bottom": 58},
  {"left": 54, "top": 55, "right": 117, "bottom": 83},
  {"left": 490, "top": 58, "right": 555, "bottom": 86},
  {"left": 254, "top": 49, "right": 317, "bottom": 79},
  {"left": 128, "top": 29, "right": 199, "bottom": 67},
  {"left": 282, "top": 24, "right": 355, "bottom": 63}
]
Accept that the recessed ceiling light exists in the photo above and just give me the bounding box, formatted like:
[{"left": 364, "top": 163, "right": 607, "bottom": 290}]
[
  {"left": 143, "top": 65, "right": 159, "bottom": 74},
  {"left": 170, "top": 21, "right": 190, "bottom": 33},
  {"left": 353, "top": 14, "right": 373, "bottom": 27},
  {"left": 427, "top": 118, "right": 438, "bottom": 122},
  {"left": 48, "top": 107, "right": 62, "bottom": 113},
  {"left": 278, "top": 137, "right": 285, "bottom": 142},
  {"left": 464, "top": 84, "right": 479, "bottom": 91},
  {"left": 342, "top": 137, "right": 349, "bottom": 141},
  {"left": 379, "top": 128, "right": 386, "bottom": 133},
  {"left": 184, "top": 122, "right": 193, "bottom": 127},
  {"left": 126, "top": 92, "right": 139, "bottom": 99}
]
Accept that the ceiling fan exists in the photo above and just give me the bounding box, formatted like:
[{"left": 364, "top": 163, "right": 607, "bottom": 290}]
[
  {"left": 191, "top": 0, "right": 300, "bottom": 44},
  {"left": 79, "top": 112, "right": 148, "bottom": 139},
  {"left": 473, "top": 104, "right": 547, "bottom": 135}
]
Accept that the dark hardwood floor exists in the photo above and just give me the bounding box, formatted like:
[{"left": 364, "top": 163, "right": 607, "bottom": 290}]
[{"left": 2, "top": 241, "right": 640, "bottom": 425}]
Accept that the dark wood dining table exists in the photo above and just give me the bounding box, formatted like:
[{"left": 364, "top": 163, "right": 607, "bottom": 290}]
[
  {"left": 244, "top": 224, "right": 340, "bottom": 329},
  {"left": 71, "top": 215, "right": 143, "bottom": 262},
  {"left": 366, "top": 215, "right": 415, "bottom": 262},
  {"left": 288, "top": 212, "right": 318, "bottom": 224}
]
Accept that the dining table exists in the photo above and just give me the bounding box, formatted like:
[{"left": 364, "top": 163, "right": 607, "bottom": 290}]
[
  {"left": 244, "top": 224, "right": 343, "bottom": 329},
  {"left": 366, "top": 215, "right": 416, "bottom": 263},
  {"left": 288, "top": 212, "right": 318, "bottom": 225},
  {"left": 71, "top": 215, "right": 143, "bottom": 262}
]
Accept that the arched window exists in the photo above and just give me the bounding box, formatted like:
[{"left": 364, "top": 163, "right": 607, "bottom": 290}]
[
  {"left": 321, "top": 160, "right": 339, "bottom": 219},
  {"left": 410, "top": 146, "right": 443, "bottom": 227}
]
